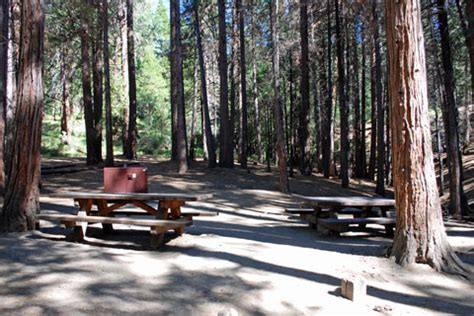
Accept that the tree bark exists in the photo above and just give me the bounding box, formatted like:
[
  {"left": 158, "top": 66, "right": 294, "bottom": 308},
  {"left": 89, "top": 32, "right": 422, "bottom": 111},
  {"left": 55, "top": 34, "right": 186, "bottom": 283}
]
[
  {"left": 435, "top": 107, "right": 445, "bottom": 195},
  {"left": 271, "top": 0, "right": 289, "bottom": 193},
  {"left": 119, "top": 0, "right": 129, "bottom": 156},
  {"left": 299, "top": 0, "right": 311, "bottom": 176},
  {"left": 218, "top": 0, "right": 233, "bottom": 168},
  {"left": 454, "top": 0, "right": 474, "bottom": 102},
  {"left": 335, "top": 0, "right": 349, "bottom": 188},
  {"left": 92, "top": 0, "right": 103, "bottom": 163},
  {"left": 361, "top": 31, "right": 367, "bottom": 178},
  {"left": 0, "top": 0, "right": 9, "bottom": 195},
  {"left": 125, "top": 0, "right": 137, "bottom": 160},
  {"left": 368, "top": 41, "right": 377, "bottom": 180},
  {"left": 318, "top": 31, "right": 329, "bottom": 176},
  {"left": 250, "top": 1, "right": 263, "bottom": 164},
  {"left": 385, "top": 0, "right": 470, "bottom": 278},
  {"left": 436, "top": 0, "right": 469, "bottom": 218},
  {"left": 322, "top": 0, "right": 334, "bottom": 178},
  {"left": 1, "top": 0, "right": 43, "bottom": 231},
  {"left": 194, "top": 0, "right": 216, "bottom": 168},
  {"left": 60, "top": 48, "right": 72, "bottom": 145},
  {"left": 190, "top": 49, "right": 198, "bottom": 161},
  {"left": 170, "top": 0, "right": 187, "bottom": 173},
  {"left": 103, "top": 0, "right": 114, "bottom": 167},
  {"left": 80, "top": 0, "right": 97, "bottom": 165},
  {"left": 373, "top": 0, "right": 385, "bottom": 195},
  {"left": 5, "top": 0, "right": 20, "bottom": 175},
  {"left": 230, "top": 1, "right": 238, "bottom": 164},
  {"left": 289, "top": 52, "right": 295, "bottom": 177},
  {"left": 353, "top": 13, "right": 363, "bottom": 179},
  {"left": 238, "top": 0, "right": 248, "bottom": 169}
]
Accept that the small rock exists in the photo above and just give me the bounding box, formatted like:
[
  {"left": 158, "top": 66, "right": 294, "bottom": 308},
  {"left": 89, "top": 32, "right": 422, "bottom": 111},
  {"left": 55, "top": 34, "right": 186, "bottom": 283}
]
[
  {"left": 217, "top": 307, "right": 239, "bottom": 316},
  {"left": 373, "top": 304, "right": 393, "bottom": 313}
]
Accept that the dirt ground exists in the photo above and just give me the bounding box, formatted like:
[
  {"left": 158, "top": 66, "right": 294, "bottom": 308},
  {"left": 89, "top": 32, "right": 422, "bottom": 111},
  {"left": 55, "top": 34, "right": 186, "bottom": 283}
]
[{"left": 0, "top": 157, "right": 473, "bottom": 315}]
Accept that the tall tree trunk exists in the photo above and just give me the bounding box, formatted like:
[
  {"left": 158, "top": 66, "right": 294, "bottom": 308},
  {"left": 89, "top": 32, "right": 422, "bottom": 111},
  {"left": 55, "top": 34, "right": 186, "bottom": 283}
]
[
  {"left": 368, "top": 43, "right": 377, "bottom": 180},
  {"left": 385, "top": 82, "right": 392, "bottom": 186},
  {"left": 312, "top": 64, "right": 321, "bottom": 173},
  {"left": 427, "top": 6, "right": 447, "bottom": 196},
  {"left": 250, "top": 1, "right": 263, "bottom": 164},
  {"left": 218, "top": 0, "right": 233, "bottom": 168},
  {"left": 171, "top": 0, "right": 187, "bottom": 173},
  {"left": 103, "top": 0, "right": 114, "bottom": 166},
  {"left": 436, "top": 0, "right": 469, "bottom": 218},
  {"left": 230, "top": 1, "right": 238, "bottom": 164},
  {"left": 299, "top": 0, "right": 311, "bottom": 176},
  {"left": 361, "top": 31, "right": 367, "bottom": 177},
  {"left": 5, "top": 0, "right": 20, "bottom": 175},
  {"left": 289, "top": 52, "right": 295, "bottom": 177},
  {"left": 92, "top": 0, "right": 103, "bottom": 163},
  {"left": 265, "top": 101, "right": 272, "bottom": 172},
  {"left": 318, "top": 32, "right": 329, "bottom": 176},
  {"left": 335, "top": 0, "right": 349, "bottom": 188},
  {"left": 60, "top": 48, "right": 72, "bottom": 145},
  {"left": 322, "top": 0, "right": 334, "bottom": 178},
  {"left": 271, "top": 0, "right": 289, "bottom": 193},
  {"left": 0, "top": 0, "right": 9, "bottom": 195},
  {"left": 353, "top": 14, "right": 363, "bottom": 179},
  {"left": 1, "top": 0, "right": 43, "bottom": 231},
  {"left": 373, "top": 0, "right": 385, "bottom": 195},
  {"left": 80, "top": 0, "right": 96, "bottom": 165},
  {"left": 385, "top": 0, "right": 469, "bottom": 277},
  {"left": 238, "top": 0, "right": 248, "bottom": 169},
  {"left": 190, "top": 49, "right": 198, "bottom": 161},
  {"left": 194, "top": 0, "right": 216, "bottom": 168},
  {"left": 435, "top": 106, "right": 445, "bottom": 195},
  {"left": 119, "top": 0, "right": 129, "bottom": 156},
  {"left": 125, "top": 0, "right": 137, "bottom": 160},
  {"left": 455, "top": 0, "right": 474, "bottom": 102}
]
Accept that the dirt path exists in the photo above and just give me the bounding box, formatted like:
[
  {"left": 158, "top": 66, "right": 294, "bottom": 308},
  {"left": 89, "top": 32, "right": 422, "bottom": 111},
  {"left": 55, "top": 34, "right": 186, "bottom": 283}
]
[{"left": 0, "top": 158, "right": 473, "bottom": 315}]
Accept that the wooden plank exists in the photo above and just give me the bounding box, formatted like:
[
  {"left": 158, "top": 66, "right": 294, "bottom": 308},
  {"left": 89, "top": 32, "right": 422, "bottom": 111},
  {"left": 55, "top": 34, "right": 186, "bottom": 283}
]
[
  {"left": 95, "top": 199, "right": 114, "bottom": 233},
  {"left": 293, "top": 194, "right": 395, "bottom": 207},
  {"left": 87, "top": 210, "right": 218, "bottom": 218},
  {"left": 50, "top": 191, "right": 213, "bottom": 201},
  {"left": 318, "top": 217, "right": 396, "bottom": 225},
  {"left": 317, "top": 217, "right": 396, "bottom": 235},
  {"left": 285, "top": 208, "right": 366, "bottom": 215},
  {"left": 75, "top": 199, "right": 93, "bottom": 241},
  {"left": 130, "top": 200, "right": 158, "bottom": 215},
  {"left": 89, "top": 210, "right": 150, "bottom": 216},
  {"left": 36, "top": 213, "right": 191, "bottom": 227},
  {"left": 95, "top": 201, "right": 128, "bottom": 215},
  {"left": 180, "top": 211, "right": 218, "bottom": 217},
  {"left": 285, "top": 208, "right": 314, "bottom": 214}
]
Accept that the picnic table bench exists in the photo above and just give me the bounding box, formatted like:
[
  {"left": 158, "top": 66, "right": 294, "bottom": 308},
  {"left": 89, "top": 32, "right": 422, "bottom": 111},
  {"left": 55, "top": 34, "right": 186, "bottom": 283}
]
[
  {"left": 288, "top": 195, "right": 396, "bottom": 235},
  {"left": 38, "top": 191, "right": 215, "bottom": 248}
]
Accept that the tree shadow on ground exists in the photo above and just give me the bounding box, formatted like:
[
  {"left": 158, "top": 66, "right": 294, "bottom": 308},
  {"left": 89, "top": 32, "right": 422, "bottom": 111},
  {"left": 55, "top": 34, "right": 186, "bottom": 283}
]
[{"left": 0, "top": 235, "right": 315, "bottom": 315}]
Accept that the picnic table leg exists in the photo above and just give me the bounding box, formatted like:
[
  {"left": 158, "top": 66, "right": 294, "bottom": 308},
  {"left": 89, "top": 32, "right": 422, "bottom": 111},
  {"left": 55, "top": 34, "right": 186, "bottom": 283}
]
[
  {"left": 380, "top": 206, "right": 389, "bottom": 217},
  {"left": 150, "top": 226, "right": 168, "bottom": 249},
  {"left": 67, "top": 199, "right": 92, "bottom": 242},
  {"left": 171, "top": 206, "right": 185, "bottom": 236},
  {"left": 149, "top": 202, "right": 169, "bottom": 247},
  {"left": 160, "top": 200, "right": 186, "bottom": 236},
  {"left": 307, "top": 206, "right": 321, "bottom": 229},
  {"left": 328, "top": 206, "right": 342, "bottom": 218},
  {"left": 96, "top": 199, "right": 114, "bottom": 234}
]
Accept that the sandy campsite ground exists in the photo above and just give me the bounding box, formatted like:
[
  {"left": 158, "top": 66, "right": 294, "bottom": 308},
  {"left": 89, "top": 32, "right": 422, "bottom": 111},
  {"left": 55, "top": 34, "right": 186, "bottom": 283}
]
[{"left": 0, "top": 157, "right": 473, "bottom": 315}]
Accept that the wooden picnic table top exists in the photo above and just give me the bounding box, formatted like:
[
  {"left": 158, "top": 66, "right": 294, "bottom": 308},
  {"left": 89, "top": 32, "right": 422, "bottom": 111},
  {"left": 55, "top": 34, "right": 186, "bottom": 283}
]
[
  {"left": 50, "top": 191, "right": 213, "bottom": 202},
  {"left": 292, "top": 194, "right": 395, "bottom": 207}
]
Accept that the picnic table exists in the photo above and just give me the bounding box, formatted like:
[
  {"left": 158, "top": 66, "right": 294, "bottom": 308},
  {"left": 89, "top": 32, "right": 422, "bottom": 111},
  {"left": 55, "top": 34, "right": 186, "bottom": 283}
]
[
  {"left": 287, "top": 195, "right": 396, "bottom": 235},
  {"left": 37, "top": 191, "right": 214, "bottom": 248}
]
